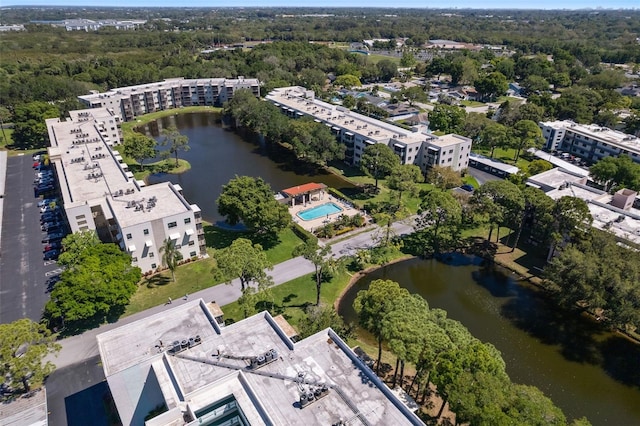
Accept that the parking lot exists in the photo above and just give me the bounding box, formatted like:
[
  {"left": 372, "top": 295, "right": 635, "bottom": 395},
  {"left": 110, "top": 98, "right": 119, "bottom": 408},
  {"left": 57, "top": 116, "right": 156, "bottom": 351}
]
[{"left": 0, "top": 154, "right": 67, "bottom": 323}]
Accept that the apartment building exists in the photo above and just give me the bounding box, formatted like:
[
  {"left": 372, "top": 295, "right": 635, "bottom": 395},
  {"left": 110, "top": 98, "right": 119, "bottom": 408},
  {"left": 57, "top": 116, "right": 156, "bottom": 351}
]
[
  {"left": 97, "top": 300, "right": 424, "bottom": 426},
  {"left": 78, "top": 77, "right": 260, "bottom": 122},
  {"left": 539, "top": 120, "right": 640, "bottom": 165},
  {"left": 266, "top": 86, "right": 471, "bottom": 172},
  {"left": 45, "top": 107, "right": 206, "bottom": 274}
]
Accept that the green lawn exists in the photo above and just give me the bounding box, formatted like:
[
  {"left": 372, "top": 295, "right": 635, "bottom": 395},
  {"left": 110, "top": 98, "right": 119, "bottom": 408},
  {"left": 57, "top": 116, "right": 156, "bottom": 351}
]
[
  {"left": 460, "top": 100, "right": 485, "bottom": 107},
  {"left": 123, "top": 225, "right": 304, "bottom": 316},
  {"left": 130, "top": 158, "right": 191, "bottom": 181},
  {"left": 120, "top": 107, "right": 221, "bottom": 134},
  {"left": 0, "top": 128, "right": 13, "bottom": 150},
  {"left": 472, "top": 147, "right": 532, "bottom": 170},
  {"left": 462, "top": 174, "right": 480, "bottom": 188},
  {"left": 221, "top": 269, "right": 353, "bottom": 326}
]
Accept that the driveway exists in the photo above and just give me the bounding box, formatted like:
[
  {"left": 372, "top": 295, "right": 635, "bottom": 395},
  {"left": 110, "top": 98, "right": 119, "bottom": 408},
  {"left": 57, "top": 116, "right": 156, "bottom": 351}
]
[
  {"left": 0, "top": 154, "right": 62, "bottom": 323},
  {"left": 467, "top": 166, "right": 503, "bottom": 186}
]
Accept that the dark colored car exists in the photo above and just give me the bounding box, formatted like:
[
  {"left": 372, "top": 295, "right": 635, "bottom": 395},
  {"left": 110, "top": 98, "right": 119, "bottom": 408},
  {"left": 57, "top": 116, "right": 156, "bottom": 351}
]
[
  {"left": 461, "top": 184, "right": 475, "bottom": 192},
  {"left": 41, "top": 212, "right": 62, "bottom": 221},
  {"left": 42, "top": 223, "right": 63, "bottom": 232},
  {"left": 44, "top": 242, "right": 62, "bottom": 252},
  {"left": 35, "top": 185, "right": 55, "bottom": 196},
  {"left": 43, "top": 250, "right": 60, "bottom": 261},
  {"left": 42, "top": 233, "right": 65, "bottom": 243}
]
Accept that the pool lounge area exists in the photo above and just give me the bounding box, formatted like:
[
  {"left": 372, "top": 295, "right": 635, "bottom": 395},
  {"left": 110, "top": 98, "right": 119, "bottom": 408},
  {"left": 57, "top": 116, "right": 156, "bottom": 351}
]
[
  {"left": 281, "top": 182, "right": 362, "bottom": 233},
  {"left": 297, "top": 202, "right": 343, "bottom": 221}
]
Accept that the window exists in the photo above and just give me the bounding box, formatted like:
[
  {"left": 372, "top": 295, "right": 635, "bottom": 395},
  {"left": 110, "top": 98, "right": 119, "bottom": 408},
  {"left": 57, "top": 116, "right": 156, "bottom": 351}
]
[
  {"left": 168, "top": 221, "right": 177, "bottom": 229},
  {"left": 151, "top": 263, "right": 157, "bottom": 269},
  {"left": 189, "top": 240, "right": 195, "bottom": 246},
  {"left": 176, "top": 244, "right": 182, "bottom": 249},
  {"left": 143, "top": 229, "right": 149, "bottom": 235},
  {"left": 126, "top": 233, "right": 132, "bottom": 240},
  {"left": 149, "top": 252, "right": 154, "bottom": 258},
  {"left": 449, "top": 149, "right": 454, "bottom": 154},
  {"left": 76, "top": 214, "right": 86, "bottom": 220},
  {"left": 184, "top": 218, "right": 191, "bottom": 224},
  {"left": 132, "top": 257, "right": 138, "bottom": 262},
  {"left": 190, "top": 251, "right": 197, "bottom": 257},
  {"left": 78, "top": 220, "right": 87, "bottom": 226}
]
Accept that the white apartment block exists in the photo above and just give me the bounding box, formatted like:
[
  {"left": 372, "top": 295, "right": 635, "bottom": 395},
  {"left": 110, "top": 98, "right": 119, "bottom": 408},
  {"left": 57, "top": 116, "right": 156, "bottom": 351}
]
[
  {"left": 539, "top": 120, "right": 640, "bottom": 165},
  {"left": 266, "top": 86, "right": 471, "bottom": 172},
  {"left": 78, "top": 77, "right": 260, "bottom": 122},
  {"left": 45, "top": 108, "right": 206, "bottom": 274}
]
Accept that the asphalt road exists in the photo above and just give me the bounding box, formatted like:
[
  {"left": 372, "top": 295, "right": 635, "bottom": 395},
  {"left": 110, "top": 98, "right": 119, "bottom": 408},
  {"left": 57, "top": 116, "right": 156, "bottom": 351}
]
[
  {"left": 467, "top": 166, "right": 503, "bottom": 186},
  {"left": 0, "top": 154, "right": 63, "bottom": 323},
  {"left": 44, "top": 218, "right": 417, "bottom": 425}
]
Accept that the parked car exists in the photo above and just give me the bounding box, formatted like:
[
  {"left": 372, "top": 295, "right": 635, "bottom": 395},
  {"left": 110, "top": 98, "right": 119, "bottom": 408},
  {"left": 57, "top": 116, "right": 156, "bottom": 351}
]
[
  {"left": 40, "top": 204, "right": 60, "bottom": 214},
  {"left": 43, "top": 242, "right": 62, "bottom": 252},
  {"left": 35, "top": 186, "right": 55, "bottom": 197},
  {"left": 461, "top": 184, "right": 475, "bottom": 192},
  {"left": 41, "top": 212, "right": 62, "bottom": 222},
  {"left": 38, "top": 198, "right": 58, "bottom": 208},
  {"left": 33, "top": 151, "right": 47, "bottom": 161},
  {"left": 35, "top": 178, "right": 55, "bottom": 186},
  {"left": 42, "top": 232, "right": 65, "bottom": 243},
  {"left": 42, "top": 223, "right": 63, "bottom": 232},
  {"left": 43, "top": 250, "right": 60, "bottom": 261}
]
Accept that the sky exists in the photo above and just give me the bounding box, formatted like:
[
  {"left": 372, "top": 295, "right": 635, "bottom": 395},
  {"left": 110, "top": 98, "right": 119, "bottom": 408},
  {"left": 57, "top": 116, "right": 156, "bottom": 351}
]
[{"left": 2, "top": 1, "right": 639, "bottom": 10}]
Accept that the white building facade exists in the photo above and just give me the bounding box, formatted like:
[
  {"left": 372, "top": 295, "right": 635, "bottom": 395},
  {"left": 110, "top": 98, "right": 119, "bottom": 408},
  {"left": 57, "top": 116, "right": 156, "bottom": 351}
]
[
  {"left": 46, "top": 107, "right": 206, "bottom": 274},
  {"left": 539, "top": 120, "right": 640, "bottom": 165},
  {"left": 79, "top": 77, "right": 260, "bottom": 122},
  {"left": 266, "top": 86, "right": 471, "bottom": 173}
]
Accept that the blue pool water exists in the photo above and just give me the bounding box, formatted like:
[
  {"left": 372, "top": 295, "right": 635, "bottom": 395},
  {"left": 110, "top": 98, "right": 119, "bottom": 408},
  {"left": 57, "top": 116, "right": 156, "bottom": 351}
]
[{"left": 297, "top": 202, "right": 343, "bottom": 221}]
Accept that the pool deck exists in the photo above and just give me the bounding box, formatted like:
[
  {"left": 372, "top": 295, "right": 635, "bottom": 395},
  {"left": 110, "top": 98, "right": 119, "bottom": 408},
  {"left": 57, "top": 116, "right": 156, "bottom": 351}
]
[{"left": 289, "top": 195, "right": 361, "bottom": 233}]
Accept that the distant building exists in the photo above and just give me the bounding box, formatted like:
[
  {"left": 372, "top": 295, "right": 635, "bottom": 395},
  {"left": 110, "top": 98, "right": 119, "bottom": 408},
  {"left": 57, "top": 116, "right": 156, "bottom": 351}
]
[
  {"left": 33, "top": 18, "right": 147, "bottom": 31},
  {"left": 97, "top": 300, "right": 424, "bottom": 426},
  {"left": 0, "top": 24, "right": 25, "bottom": 31},
  {"left": 79, "top": 77, "right": 260, "bottom": 122},
  {"left": 45, "top": 108, "right": 206, "bottom": 274},
  {"left": 266, "top": 86, "right": 471, "bottom": 172},
  {"left": 539, "top": 120, "right": 640, "bottom": 165}
]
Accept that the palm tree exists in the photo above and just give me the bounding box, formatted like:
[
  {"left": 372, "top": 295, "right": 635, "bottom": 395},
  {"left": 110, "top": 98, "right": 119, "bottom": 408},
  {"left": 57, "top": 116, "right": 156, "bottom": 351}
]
[{"left": 159, "top": 238, "right": 182, "bottom": 282}]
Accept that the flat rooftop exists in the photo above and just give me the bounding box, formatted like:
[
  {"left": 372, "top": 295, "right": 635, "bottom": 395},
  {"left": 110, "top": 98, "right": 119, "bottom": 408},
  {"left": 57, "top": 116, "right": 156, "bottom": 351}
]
[
  {"left": 546, "top": 183, "right": 640, "bottom": 246},
  {"left": 98, "top": 300, "right": 423, "bottom": 426},
  {"left": 266, "top": 86, "right": 430, "bottom": 146},
  {"left": 79, "top": 77, "right": 260, "bottom": 104},
  {"left": 107, "top": 182, "right": 192, "bottom": 228},
  {"left": 526, "top": 167, "right": 587, "bottom": 190},
  {"left": 541, "top": 120, "right": 640, "bottom": 154},
  {"left": 46, "top": 113, "right": 137, "bottom": 209}
]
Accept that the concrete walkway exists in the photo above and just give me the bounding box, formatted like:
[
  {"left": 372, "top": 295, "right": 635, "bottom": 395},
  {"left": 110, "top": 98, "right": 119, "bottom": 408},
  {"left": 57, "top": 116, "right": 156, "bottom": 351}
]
[{"left": 48, "top": 217, "right": 416, "bottom": 369}]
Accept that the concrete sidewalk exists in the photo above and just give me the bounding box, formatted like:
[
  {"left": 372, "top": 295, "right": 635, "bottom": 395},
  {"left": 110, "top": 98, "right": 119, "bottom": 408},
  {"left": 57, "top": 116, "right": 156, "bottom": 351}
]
[{"left": 48, "top": 217, "right": 416, "bottom": 369}]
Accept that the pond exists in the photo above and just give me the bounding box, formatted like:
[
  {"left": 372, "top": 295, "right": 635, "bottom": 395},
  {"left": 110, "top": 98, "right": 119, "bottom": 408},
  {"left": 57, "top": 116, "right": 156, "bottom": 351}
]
[
  {"left": 337, "top": 256, "right": 640, "bottom": 425},
  {"left": 140, "top": 112, "right": 356, "bottom": 223}
]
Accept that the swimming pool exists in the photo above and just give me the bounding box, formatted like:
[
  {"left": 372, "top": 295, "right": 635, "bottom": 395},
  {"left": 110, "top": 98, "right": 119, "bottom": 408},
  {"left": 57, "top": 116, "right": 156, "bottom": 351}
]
[{"left": 297, "top": 202, "right": 343, "bottom": 221}]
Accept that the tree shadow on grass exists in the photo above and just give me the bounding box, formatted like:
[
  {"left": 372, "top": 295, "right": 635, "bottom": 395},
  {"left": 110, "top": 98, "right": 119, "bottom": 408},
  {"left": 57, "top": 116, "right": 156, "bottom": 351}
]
[
  {"left": 282, "top": 293, "right": 298, "bottom": 304},
  {"left": 145, "top": 275, "right": 172, "bottom": 288},
  {"left": 203, "top": 224, "right": 281, "bottom": 251}
]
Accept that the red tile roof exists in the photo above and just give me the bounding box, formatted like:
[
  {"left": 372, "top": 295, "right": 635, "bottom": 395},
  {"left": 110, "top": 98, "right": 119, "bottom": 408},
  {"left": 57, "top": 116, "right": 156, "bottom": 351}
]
[{"left": 282, "top": 182, "right": 327, "bottom": 197}]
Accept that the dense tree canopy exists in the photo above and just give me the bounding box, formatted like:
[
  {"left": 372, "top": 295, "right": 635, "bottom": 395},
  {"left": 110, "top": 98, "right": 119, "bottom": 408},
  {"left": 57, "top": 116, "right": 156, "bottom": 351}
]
[
  {"left": 214, "top": 238, "right": 273, "bottom": 291},
  {"left": 122, "top": 132, "right": 157, "bottom": 169},
  {"left": 11, "top": 101, "right": 59, "bottom": 149},
  {"left": 0, "top": 319, "right": 60, "bottom": 394},
  {"left": 359, "top": 143, "right": 400, "bottom": 190},
  {"left": 217, "top": 176, "right": 291, "bottom": 235},
  {"left": 44, "top": 244, "right": 141, "bottom": 331}
]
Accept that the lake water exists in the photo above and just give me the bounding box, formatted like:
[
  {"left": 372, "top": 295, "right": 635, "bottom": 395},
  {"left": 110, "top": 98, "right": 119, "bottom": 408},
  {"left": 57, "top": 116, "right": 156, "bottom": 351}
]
[
  {"left": 142, "top": 112, "right": 640, "bottom": 424},
  {"left": 337, "top": 256, "right": 640, "bottom": 425},
  {"left": 141, "top": 112, "right": 355, "bottom": 223}
]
